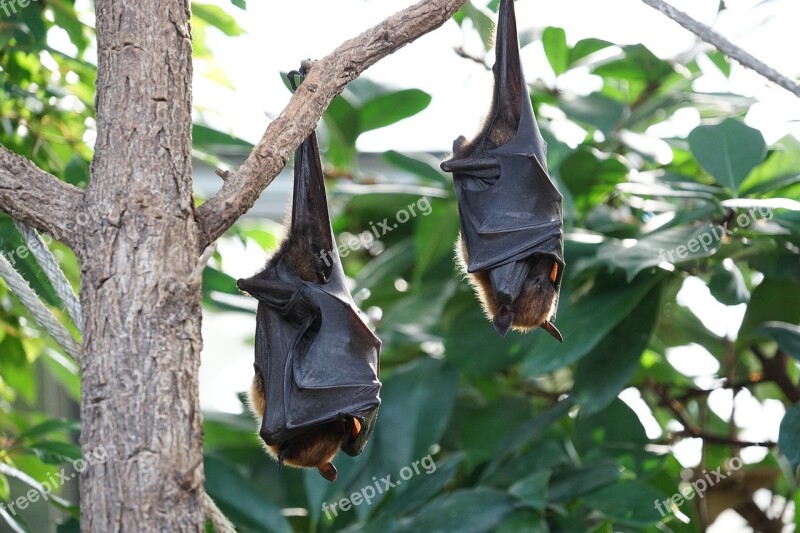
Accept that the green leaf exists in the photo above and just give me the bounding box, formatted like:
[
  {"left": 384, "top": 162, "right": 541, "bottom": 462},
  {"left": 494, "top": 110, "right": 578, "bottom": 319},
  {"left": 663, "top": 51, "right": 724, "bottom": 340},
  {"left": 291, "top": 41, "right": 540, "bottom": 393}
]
[
  {"left": 31, "top": 441, "right": 83, "bottom": 463},
  {"left": 413, "top": 200, "right": 459, "bottom": 282},
  {"left": 587, "top": 224, "right": 722, "bottom": 281},
  {"left": 559, "top": 92, "right": 626, "bottom": 136},
  {"left": 780, "top": 403, "right": 800, "bottom": 474},
  {"left": 50, "top": 1, "right": 89, "bottom": 53},
  {"left": 740, "top": 135, "right": 800, "bottom": 196},
  {"left": 0, "top": 472, "right": 9, "bottom": 500},
  {"left": 443, "top": 293, "right": 528, "bottom": 375},
  {"left": 752, "top": 322, "right": 800, "bottom": 362},
  {"left": 202, "top": 266, "right": 239, "bottom": 295},
  {"left": 508, "top": 470, "right": 551, "bottom": 510},
  {"left": 706, "top": 50, "right": 731, "bottom": 77},
  {"left": 192, "top": 124, "right": 253, "bottom": 153},
  {"left": 457, "top": 3, "right": 495, "bottom": 50},
  {"left": 738, "top": 278, "right": 800, "bottom": 339},
  {"left": 497, "top": 510, "right": 548, "bottom": 533},
  {"left": 575, "top": 399, "right": 648, "bottom": 456},
  {"left": 230, "top": 0, "right": 246, "bottom": 8},
  {"left": 382, "top": 281, "right": 456, "bottom": 344},
  {"left": 322, "top": 95, "right": 359, "bottom": 167},
  {"left": 559, "top": 149, "right": 628, "bottom": 207},
  {"left": 548, "top": 460, "right": 622, "bottom": 502},
  {"left": 358, "top": 89, "right": 432, "bottom": 134},
  {"left": 20, "top": 418, "right": 81, "bottom": 438},
  {"left": 204, "top": 455, "right": 291, "bottom": 533},
  {"left": 0, "top": 336, "right": 36, "bottom": 404},
  {"left": 41, "top": 349, "right": 81, "bottom": 401},
  {"left": 707, "top": 260, "right": 750, "bottom": 305},
  {"left": 398, "top": 488, "right": 515, "bottom": 533},
  {"left": 688, "top": 118, "right": 767, "bottom": 193},
  {"left": 573, "top": 284, "right": 660, "bottom": 415},
  {"left": 542, "top": 27, "right": 569, "bottom": 75},
  {"left": 592, "top": 44, "right": 673, "bottom": 82},
  {"left": 522, "top": 272, "right": 661, "bottom": 376},
  {"left": 460, "top": 398, "right": 534, "bottom": 468},
  {"left": 376, "top": 453, "right": 464, "bottom": 519},
  {"left": 192, "top": 4, "right": 244, "bottom": 36},
  {"left": 383, "top": 151, "right": 450, "bottom": 185},
  {"left": 583, "top": 481, "right": 668, "bottom": 525},
  {"left": 568, "top": 38, "right": 613, "bottom": 66}
]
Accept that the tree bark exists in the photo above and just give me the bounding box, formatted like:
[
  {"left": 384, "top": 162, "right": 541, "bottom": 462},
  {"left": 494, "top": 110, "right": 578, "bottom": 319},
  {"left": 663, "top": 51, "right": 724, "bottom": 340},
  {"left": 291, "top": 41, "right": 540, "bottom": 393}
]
[{"left": 78, "top": 1, "right": 204, "bottom": 531}]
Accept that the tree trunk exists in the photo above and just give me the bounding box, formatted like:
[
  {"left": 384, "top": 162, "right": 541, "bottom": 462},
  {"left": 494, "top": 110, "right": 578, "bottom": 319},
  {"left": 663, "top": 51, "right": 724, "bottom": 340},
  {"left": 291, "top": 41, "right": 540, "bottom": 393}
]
[{"left": 79, "top": 1, "right": 204, "bottom": 530}]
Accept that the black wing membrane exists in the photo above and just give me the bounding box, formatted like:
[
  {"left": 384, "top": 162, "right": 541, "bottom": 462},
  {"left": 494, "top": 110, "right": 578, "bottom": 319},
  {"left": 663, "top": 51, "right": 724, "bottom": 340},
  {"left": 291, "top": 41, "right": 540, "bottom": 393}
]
[
  {"left": 237, "top": 84, "right": 381, "bottom": 468},
  {"left": 440, "top": 0, "right": 565, "bottom": 340}
]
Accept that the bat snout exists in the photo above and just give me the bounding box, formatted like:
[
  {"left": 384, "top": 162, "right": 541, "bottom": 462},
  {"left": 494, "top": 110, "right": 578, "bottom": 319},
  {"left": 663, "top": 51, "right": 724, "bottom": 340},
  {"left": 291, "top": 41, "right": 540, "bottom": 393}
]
[{"left": 493, "top": 306, "right": 514, "bottom": 337}]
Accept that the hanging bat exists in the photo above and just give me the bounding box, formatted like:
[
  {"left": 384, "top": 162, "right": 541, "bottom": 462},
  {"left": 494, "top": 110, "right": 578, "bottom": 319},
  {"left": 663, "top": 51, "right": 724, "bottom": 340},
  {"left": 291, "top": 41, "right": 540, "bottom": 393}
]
[
  {"left": 440, "top": 0, "right": 565, "bottom": 341},
  {"left": 237, "top": 70, "right": 381, "bottom": 481}
]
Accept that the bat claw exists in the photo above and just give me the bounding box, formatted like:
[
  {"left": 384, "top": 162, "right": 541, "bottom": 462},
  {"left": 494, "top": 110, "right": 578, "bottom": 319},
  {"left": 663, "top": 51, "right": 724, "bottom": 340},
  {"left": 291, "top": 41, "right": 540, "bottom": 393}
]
[
  {"left": 318, "top": 462, "right": 338, "bottom": 482},
  {"left": 541, "top": 320, "right": 563, "bottom": 343}
]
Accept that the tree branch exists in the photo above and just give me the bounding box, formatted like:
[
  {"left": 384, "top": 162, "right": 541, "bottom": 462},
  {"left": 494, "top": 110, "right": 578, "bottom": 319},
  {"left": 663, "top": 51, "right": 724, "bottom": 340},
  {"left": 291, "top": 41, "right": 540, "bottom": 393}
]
[
  {"left": 751, "top": 346, "right": 800, "bottom": 403},
  {"left": 0, "top": 146, "right": 85, "bottom": 249},
  {"left": 195, "top": 0, "right": 468, "bottom": 249},
  {"left": 641, "top": 0, "right": 800, "bottom": 98}
]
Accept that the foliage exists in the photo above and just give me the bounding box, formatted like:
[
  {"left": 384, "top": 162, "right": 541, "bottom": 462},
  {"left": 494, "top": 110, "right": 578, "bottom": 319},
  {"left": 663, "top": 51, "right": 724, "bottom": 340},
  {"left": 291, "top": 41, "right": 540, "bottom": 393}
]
[{"left": 1, "top": 0, "right": 799, "bottom": 532}]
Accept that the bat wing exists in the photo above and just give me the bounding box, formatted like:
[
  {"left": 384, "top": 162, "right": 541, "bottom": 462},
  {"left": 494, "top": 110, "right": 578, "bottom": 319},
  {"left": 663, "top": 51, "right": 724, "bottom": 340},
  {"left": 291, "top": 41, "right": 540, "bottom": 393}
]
[
  {"left": 237, "top": 123, "right": 381, "bottom": 457},
  {"left": 441, "top": 0, "right": 565, "bottom": 296},
  {"left": 238, "top": 260, "right": 381, "bottom": 455}
]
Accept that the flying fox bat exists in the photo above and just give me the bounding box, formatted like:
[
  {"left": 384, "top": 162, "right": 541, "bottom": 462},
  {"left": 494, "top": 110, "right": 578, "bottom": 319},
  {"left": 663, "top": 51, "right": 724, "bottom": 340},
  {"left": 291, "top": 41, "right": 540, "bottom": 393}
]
[
  {"left": 440, "top": 0, "right": 565, "bottom": 341},
  {"left": 237, "top": 69, "right": 381, "bottom": 481}
]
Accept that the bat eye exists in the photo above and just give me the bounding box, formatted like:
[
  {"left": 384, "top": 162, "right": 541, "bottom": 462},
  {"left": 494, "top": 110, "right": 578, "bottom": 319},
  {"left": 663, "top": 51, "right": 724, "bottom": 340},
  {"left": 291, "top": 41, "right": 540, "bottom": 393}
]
[
  {"left": 350, "top": 417, "right": 362, "bottom": 440},
  {"left": 549, "top": 261, "right": 559, "bottom": 284}
]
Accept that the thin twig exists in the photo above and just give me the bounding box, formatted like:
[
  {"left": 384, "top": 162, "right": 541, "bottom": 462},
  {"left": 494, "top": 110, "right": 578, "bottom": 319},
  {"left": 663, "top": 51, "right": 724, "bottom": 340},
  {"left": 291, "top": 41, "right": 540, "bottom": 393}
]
[{"left": 640, "top": 0, "right": 800, "bottom": 98}]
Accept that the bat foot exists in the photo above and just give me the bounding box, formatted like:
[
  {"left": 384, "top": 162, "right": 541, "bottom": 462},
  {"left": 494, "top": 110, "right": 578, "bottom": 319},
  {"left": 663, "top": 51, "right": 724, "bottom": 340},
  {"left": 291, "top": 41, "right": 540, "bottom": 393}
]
[
  {"left": 318, "top": 462, "right": 338, "bottom": 482},
  {"left": 542, "top": 320, "right": 563, "bottom": 343},
  {"left": 493, "top": 306, "right": 514, "bottom": 337}
]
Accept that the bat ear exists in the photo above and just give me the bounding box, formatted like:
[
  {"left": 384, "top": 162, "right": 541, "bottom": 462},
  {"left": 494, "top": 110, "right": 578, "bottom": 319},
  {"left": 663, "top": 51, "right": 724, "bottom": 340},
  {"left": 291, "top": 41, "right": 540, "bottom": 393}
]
[
  {"left": 318, "top": 462, "right": 338, "bottom": 482},
  {"left": 542, "top": 320, "right": 563, "bottom": 343}
]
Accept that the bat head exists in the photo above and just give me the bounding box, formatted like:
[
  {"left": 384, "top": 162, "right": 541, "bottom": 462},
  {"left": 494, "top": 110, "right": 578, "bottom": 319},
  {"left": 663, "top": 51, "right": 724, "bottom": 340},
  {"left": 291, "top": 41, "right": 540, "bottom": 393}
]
[{"left": 457, "top": 236, "right": 563, "bottom": 341}]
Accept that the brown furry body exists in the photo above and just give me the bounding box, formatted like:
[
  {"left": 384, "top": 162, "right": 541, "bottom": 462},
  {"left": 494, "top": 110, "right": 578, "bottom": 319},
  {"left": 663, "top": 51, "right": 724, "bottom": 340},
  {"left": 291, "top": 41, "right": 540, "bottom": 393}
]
[
  {"left": 248, "top": 371, "right": 345, "bottom": 480},
  {"left": 456, "top": 235, "right": 558, "bottom": 334}
]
